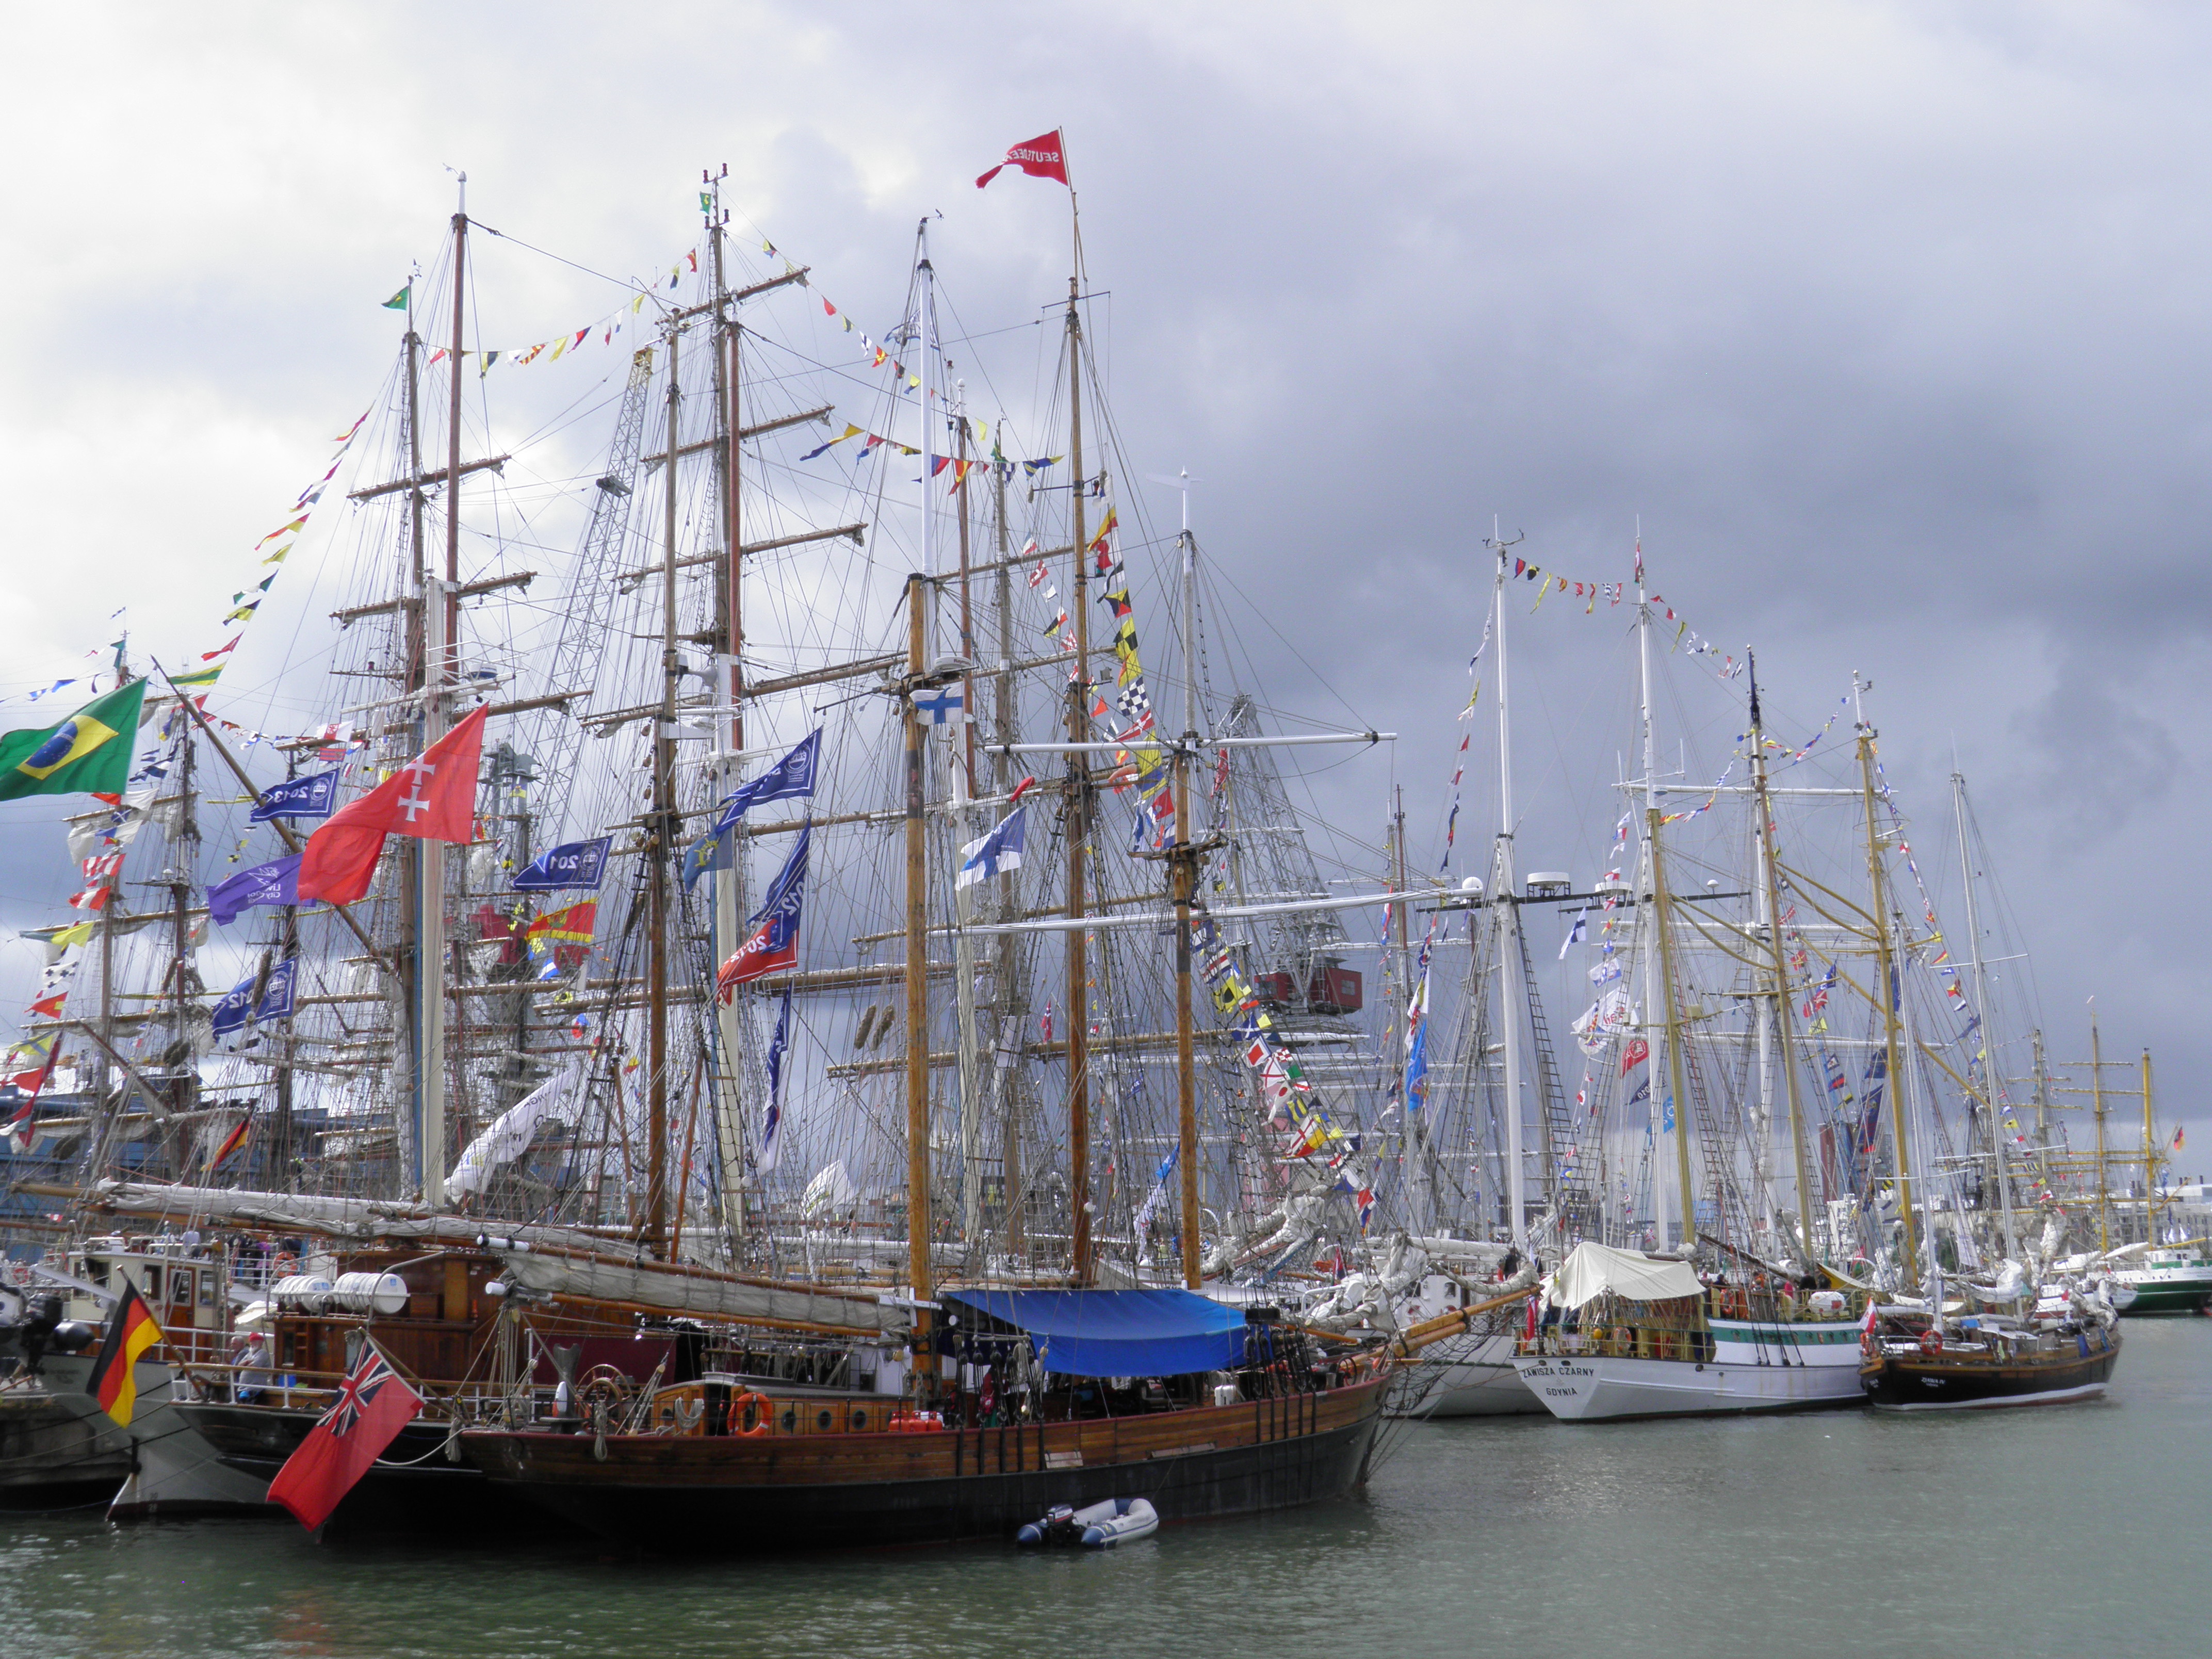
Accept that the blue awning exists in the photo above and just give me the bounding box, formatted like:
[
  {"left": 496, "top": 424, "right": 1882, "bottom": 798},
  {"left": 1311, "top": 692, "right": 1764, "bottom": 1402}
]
[{"left": 942, "top": 1288, "right": 1247, "bottom": 1378}]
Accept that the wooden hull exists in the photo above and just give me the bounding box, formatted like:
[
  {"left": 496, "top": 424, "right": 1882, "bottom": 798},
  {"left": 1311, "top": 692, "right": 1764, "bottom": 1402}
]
[
  {"left": 1859, "top": 1330, "right": 2120, "bottom": 1411},
  {"left": 458, "top": 1376, "right": 1388, "bottom": 1553},
  {"left": 172, "top": 1402, "right": 577, "bottom": 1538}
]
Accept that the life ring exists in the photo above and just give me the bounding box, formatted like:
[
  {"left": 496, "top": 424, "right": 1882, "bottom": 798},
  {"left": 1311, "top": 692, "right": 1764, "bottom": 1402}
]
[
  {"left": 728, "top": 1388, "right": 772, "bottom": 1437},
  {"left": 1920, "top": 1326, "right": 1944, "bottom": 1355}
]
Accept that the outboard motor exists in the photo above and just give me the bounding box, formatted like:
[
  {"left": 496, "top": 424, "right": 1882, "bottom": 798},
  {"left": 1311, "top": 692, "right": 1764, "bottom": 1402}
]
[
  {"left": 1016, "top": 1505, "right": 1082, "bottom": 1547},
  {"left": 18, "top": 1294, "right": 63, "bottom": 1373}
]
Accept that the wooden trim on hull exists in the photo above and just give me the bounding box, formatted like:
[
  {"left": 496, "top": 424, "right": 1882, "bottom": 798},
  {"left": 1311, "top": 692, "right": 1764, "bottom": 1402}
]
[
  {"left": 458, "top": 1376, "right": 1388, "bottom": 1552},
  {"left": 1858, "top": 1345, "right": 2119, "bottom": 1411}
]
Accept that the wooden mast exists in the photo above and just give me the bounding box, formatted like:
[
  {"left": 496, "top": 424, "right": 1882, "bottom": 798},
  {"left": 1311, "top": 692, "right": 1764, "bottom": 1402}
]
[
  {"left": 1645, "top": 808, "right": 1700, "bottom": 1254},
  {"left": 645, "top": 313, "right": 678, "bottom": 1259},
  {"left": 1854, "top": 681, "right": 1916, "bottom": 1290},
  {"left": 954, "top": 385, "right": 985, "bottom": 1241},
  {"left": 1746, "top": 657, "right": 1821, "bottom": 1271},
  {"left": 707, "top": 167, "right": 748, "bottom": 1251},
  {"left": 993, "top": 429, "right": 1022, "bottom": 1255},
  {"left": 1064, "top": 272, "right": 1092, "bottom": 1287},
  {"left": 902, "top": 574, "right": 933, "bottom": 1323}
]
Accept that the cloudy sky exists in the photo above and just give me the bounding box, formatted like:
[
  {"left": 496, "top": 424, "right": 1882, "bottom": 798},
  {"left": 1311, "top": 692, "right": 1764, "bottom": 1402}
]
[{"left": 3, "top": 2, "right": 2206, "bottom": 1164}]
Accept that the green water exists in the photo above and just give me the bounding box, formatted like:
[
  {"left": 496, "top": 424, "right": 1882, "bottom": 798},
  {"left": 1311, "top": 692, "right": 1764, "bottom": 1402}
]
[{"left": 3, "top": 1321, "right": 2206, "bottom": 1658}]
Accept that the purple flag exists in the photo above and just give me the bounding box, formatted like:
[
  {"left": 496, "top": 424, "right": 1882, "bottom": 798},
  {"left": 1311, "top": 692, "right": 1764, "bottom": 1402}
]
[{"left": 208, "top": 854, "right": 302, "bottom": 926}]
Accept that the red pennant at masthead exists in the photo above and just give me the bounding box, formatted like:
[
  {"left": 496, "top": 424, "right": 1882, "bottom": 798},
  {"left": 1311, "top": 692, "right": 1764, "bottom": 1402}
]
[
  {"left": 266, "top": 1338, "right": 424, "bottom": 1531},
  {"left": 298, "top": 706, "right": 488, "bottom": 906},
  {"left": 975, "top": 129, "right": 1069, "bottom": 190}
]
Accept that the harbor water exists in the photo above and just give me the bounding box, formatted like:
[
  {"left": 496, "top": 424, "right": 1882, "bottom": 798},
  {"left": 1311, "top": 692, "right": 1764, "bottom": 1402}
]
[{"left": 2, "top": 1320, "right": 2204, "bottom": 1658}]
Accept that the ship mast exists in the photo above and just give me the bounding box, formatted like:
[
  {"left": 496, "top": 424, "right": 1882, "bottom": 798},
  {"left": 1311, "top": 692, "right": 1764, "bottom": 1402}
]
[
  {"left": 706, "top": 167, "right": 749, "bottom": 1252},
  {"left": 1489, "top": 541, "right": 1527, "bottom": 1252},
  {"left": 1168, "top": 475, "right": 1203, "bottom": 1289},
  {"left": 1853, "top": 672, "right": 1916, "bottom": 1290},
  {"left": 2141, "top": 1050, "right": 2157, "bottom": 1249},
  {"left": 1950, "top": 771, "right": 2016, "bottom": 1260},
  {"left": 1746, "top": 656, "right": 1820, "bottom": 1271},
  {"left": 1633, "top": 539, "right": 1672, "bottom": 1250},
  {"left": 644, "top": 300, "right": 679, "bottom": 1259},
  {"left": 902, "top": 571, "right": 932, "bottom": 1314},
  {"left": 1646, "top": 806, "right": 1700, "bottom": 1254},
  {"left": 418, "top": 177, "right": 466, "bottom": 1207},
  {"left": 1064, "top": 265, "right": 1093, "bottom": 1286},
  {"left": 993, "top": 426, "right": 1023, "bottom": 1255}
]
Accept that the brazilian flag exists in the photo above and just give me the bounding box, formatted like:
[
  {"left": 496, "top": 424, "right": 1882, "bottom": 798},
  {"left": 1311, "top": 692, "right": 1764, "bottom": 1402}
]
[{"left": 0, "top": 680, "right": 145, "bottom": 801}]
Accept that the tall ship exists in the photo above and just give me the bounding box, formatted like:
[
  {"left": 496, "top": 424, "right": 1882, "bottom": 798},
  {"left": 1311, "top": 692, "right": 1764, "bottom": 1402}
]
[{"left": 2, "top": 143, "right": 1427, "bottom": 1538}]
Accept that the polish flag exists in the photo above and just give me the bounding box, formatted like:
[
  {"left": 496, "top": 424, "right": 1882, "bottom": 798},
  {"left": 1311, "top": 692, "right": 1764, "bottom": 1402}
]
[
  {"left": 298, "top": 706, "right": 487, "bottom": 906},
  {"left": 976, "top": 129, "right": 1069, "bottom": 190}
]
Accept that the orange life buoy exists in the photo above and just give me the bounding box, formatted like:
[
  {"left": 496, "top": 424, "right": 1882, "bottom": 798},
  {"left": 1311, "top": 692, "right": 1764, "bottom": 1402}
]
[
  {"left": 1920, "top": 1326, "right": 1944, "bottom": 1355},
  {"left": 728, "top": 1389, "right": 772, "bottom": 1437}
]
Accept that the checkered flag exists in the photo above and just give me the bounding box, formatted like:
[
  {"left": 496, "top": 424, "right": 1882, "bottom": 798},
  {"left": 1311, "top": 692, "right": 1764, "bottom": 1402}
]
[{"left": 1115, "top": 677, "right": 1152, "bottom": 728}]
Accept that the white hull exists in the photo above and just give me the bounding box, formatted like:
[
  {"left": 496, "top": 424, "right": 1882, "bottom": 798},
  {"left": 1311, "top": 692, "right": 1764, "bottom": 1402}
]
[
  {"left": 1393, "top": 1327, "right": 1543, "bottom": 1418},
  {"left": 1868, "top": 1380, "right": 2108, "bottom": 1412},
  {"left": 42, "top": 1352, "right": 276, "bottom": 1518},
  {"left": 1512, "top": 1319, "right": 1867, "bottom": 1421}
]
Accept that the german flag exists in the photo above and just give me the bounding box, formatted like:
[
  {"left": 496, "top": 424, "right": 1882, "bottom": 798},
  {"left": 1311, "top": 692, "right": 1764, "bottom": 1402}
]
[
  {"left": 211, "top": 1114, "right": 251, "bottom": 1168},
  {"left": 86, "top": 1282, "right": 163, "bottom": 1426}
]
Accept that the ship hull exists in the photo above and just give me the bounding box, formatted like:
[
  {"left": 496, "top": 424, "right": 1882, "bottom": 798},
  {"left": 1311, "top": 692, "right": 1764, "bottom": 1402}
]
[
  {"left": 35, "top": 1352, "right": 273, "bottom": 1519},
  {"left": 0, "top": 1382, "right": 131, "bottom": 1508},
  {"left": 1512, "top": 1320, "right": 1867, "bottom": 1421},
  {"left": 1393, "top": 1327, "right": 1543, "bottom": 1418},
  {"left": 2109, "top": 1269, "right": 2212, "bottom": 1315},
  {"left": 1859, "top": 1333, "right": 2119, "bottom": 1411},
  {"left": 459, "top": 1377, "right": 1387, "bottom": 1553},
  {"left": 172, "top": 1402, "right": 575, "bottom": 1538}
]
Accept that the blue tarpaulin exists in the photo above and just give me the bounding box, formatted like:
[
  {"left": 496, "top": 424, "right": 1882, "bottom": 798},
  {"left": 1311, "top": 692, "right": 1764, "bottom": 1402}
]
[{"left": 942, "top": 1288, "right": 1247, "bottom": 1378}]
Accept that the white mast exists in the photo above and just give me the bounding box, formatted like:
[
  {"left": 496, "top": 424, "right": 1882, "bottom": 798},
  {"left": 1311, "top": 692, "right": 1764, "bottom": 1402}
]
[
  {"left": 1634, "top": 531, "right": 1671, "bottom": 1250},
  {"left": 1491, "top": 533, "right": 1527, "bottom": 1252}
]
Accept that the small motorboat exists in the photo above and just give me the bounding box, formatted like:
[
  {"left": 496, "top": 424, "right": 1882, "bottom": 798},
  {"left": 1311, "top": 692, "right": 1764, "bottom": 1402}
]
[{"left": 1016, "top": 1497, "right": 1160, "bottom": 1549}]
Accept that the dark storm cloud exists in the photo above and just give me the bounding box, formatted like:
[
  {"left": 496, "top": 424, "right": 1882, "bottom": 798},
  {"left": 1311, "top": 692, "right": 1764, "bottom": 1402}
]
[{"left": 3, "top": 2, "right": 2207, "bottom": 1147}]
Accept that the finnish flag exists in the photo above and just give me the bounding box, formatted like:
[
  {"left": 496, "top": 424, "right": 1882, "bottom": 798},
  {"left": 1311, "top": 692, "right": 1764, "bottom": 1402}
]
[
  {"left": 957, "top": 805, "right": 1027, "bottom": 889},
  {"left": 911, "top": 685, "right": 965, "bottom": 726},
  {"left": 1558, "top": 904, "right": 1588, "bottom": 959}
]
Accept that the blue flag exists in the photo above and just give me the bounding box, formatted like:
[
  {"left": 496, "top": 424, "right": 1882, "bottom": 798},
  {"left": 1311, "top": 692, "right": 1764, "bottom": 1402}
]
[
  {"left": 250, "top": 768, "right": 341, "bottom": 823},
  {"left": 716, "top": 822, "right": 810, "bottom": 993},
  {"left": 511, "top": 836, "right": 611, "bottom": 893},
  {"left": 681, "top": 828, "right": 734, "bottom": 892},
  {"left": 208, "top": 855, "right": 302, "bottom": 926},
  {"left": 709, "top": 729, "right": 822, "bottom": 837},
  {"left": 759, "top": 988, "right": 792, "bottom": 1175},
  {"left": 956, "top": 805, "right": 1026, "bottom": 889},
  {"left": 213, "top": 958, "right": 298, "bottom": 1037}
]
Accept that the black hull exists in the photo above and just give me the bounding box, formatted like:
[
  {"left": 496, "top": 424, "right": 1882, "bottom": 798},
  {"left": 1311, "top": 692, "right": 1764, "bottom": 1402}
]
[
  {"left": 0, "top": 1392, "right": 130, "bottom": 1509},
  {"left": 471, "top": 1410, "right": 1381, "bottom": 1554},
  {"left": 174, "top": 1403, "right": 578, "bottom": 1540},
  {"left": 1860, "top": 1339, "right": 2119, "bottom": 1411}
]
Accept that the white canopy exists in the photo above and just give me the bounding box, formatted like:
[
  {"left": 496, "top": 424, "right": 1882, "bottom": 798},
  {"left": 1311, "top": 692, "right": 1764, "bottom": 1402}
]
[{"left": 1548, "top": 1241, "right": 1702, "bottom": 1309}]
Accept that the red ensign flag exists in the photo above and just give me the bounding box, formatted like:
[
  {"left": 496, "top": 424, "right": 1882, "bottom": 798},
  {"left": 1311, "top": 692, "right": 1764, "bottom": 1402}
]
[
  {"left": 298, "top": 705, "right": 487, "bottom": 906},
  {"left": 976, "top": 130, "right": 1069, "bottom": 190},
  {"left": 267, "top": 1339, "right": 424, "bottom": 1531}
]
